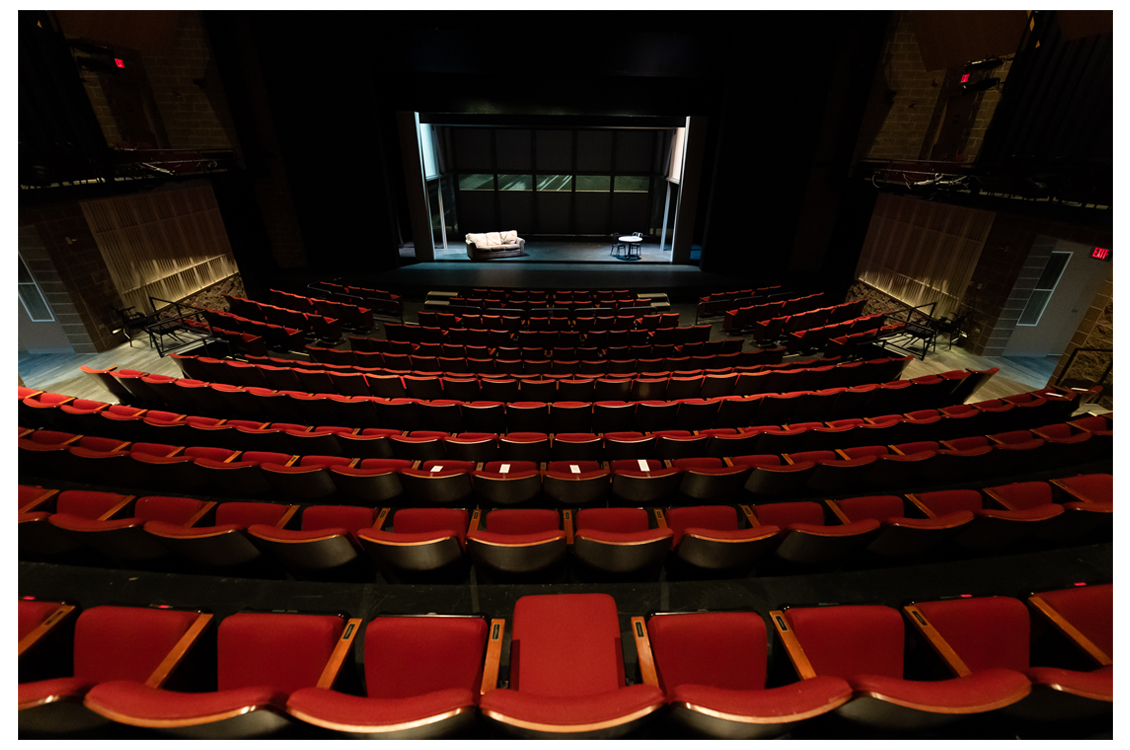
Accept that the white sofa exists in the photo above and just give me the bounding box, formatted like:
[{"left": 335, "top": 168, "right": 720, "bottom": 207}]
[{"left": 465, "top": 230, "right": 525, "bottom": 260}]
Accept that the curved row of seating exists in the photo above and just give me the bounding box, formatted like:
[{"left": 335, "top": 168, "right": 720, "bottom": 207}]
[
  {"left": 17, "top": 588, "right": 1113, "bottom": 738},
  {"left": 163, "top": 354, "right": 918, "bottom": 403},
  {"left": 723, "top": 298, "right": 864, "bottom": 335},
  {"left": 415, "top": 310, "right": 682, "bottom": 331},
  {"left": 201, "top": 309, "right": 307, "bottom": 350},
  {"left": 180, "top": 318, "right": 268, "bottom": 356},
  {"left": 221, "top": 296, "right": 343, "bottom": 341},
  {"left": 385, "top": 321, "right": 711, "bottom": 347},
  {"left": 698, "top": 288, "right": 813, "bottom": 322},
  {"left": 269, "top": 288, "right": 375, "bottom": 331},
  {"left": 17, "top": 406, "right": 1112, "bottom": 507},
  {"left": 784, "top": 315, "right": 891, "bottom": 353},
  {"left": 17, "top": 470, "right": 1112, "bottom": 586},
  {"left": 310, "top": 280, "right": 403, "bottom": 320},
  {"left": 77, "top": 370, "right": 1006, "bottom": 435}
]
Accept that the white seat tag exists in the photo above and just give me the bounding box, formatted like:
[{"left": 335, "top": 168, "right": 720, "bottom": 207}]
[
  {"left": 430, "top": 465, "right": 443, "bottom": 473},
  {"left": 637, "top": 459, "right": 651, "bottom": 471},
  {"left": 570, "top": 464, "right": 581, "bottom": 474},
  {"left": 499, "top": 463, "right": 510, "bottom": 474}
]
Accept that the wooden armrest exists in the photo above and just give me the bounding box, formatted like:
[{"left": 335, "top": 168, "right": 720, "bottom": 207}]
[
  {"left": 18, "top": 602, "right": 76, "bottom": 657},
  {"left": 904, "top": 493, "right": 937, "bottom": 518},
  {"left": 739, "top": 504, "right": 760, "bottom": 527},
  {"left": 768, "top": 610, "right": 816, "bottom": 680},
  {"left": 276, "top": 505, "right": 301, "bottom": 528},
  {"left": 468, "top": 508, "right": 481, "bottom": 534},
  {"left": 145, "top": 612, "right": 214, "bottom": 688},
  {"left": 824, "top": 499, "right": 851, "bottom": 525},
  {"left": 186, "top": 501, "right": 218, "bottom": 528},
  {"left": 562, "top": 509, "right": 574, "bottom": 546},
  {"left": 316, "top": 617, "right": 363, "bottom": 689},
  {"left": 631, "top": 616, "right": 659, "bottom": 687},
  {"left": 20, "top": 488, "right": 59, "bottom": 515},
  {"left": 374, "top": 507, "right": 390, "bottom": 532},
  {"left": 653, "top": 508, "right": 668, "bottom": 529},
  {"left": 903, "top": 604, "right": 971, "bottom": 677},
  {"left": 98, "top": 495, "right": 138, "bottom": 521},
  {"left": 981, "top": 487, "right": 1017, "bottom": 511},
  {"left": 481, "top": 619, "right": 506, "bottom": 696},
  {"left": 1027, "top": 594, "right": 1112, "bottom": 666}
]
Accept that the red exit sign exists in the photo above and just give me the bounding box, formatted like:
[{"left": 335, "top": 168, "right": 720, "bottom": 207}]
[{"left": 1092, "top": 246, "right": 1111, "bottom": 261}]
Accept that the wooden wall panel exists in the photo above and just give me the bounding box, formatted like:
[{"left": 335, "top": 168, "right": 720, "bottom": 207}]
[
  {"left": 80, "top": 184, "right": 239, "bottom": 314},
  {"left": 854, "top": 193, "right": 995, "bottom": 319}
]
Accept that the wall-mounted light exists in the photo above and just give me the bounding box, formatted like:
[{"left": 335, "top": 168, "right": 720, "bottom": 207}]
[{"left": 961, "top": 77, "right": 1000, "bottom": 94}]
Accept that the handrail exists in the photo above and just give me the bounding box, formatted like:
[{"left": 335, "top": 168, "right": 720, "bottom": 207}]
[
  {"left": 145, "top": 296, "right": 227, "bottom": 358},
  {"left": 879, "top": 302, "right": 939, "bottom": 361},
  {"left": 1055, "top": 347, "right": 1113, "bottom": 389}
]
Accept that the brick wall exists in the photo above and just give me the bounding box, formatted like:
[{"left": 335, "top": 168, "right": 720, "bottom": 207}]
[
  {"left": 143, "top": 11, "right": 233, "bottom": 151},
  {"left": 862, "top": 12, "right": 1014, "bottom": 164},
  {"left": 864, "top": 12, "right": 948, "bottom": 161},
  {"left": 19, "top": 202, "right": 125, "bottom": 353},
  {"left": 154, "top": 273, "right": 244, "bottom": 321}
]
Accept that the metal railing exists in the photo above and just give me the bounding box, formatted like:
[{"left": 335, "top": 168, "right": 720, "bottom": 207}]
[{"left": 1055, "top": 347, "right": 1113, "bottom": 390}]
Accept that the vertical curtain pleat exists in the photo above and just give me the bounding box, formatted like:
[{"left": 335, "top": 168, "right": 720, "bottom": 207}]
[
  {"left": 854, "top": 194, "right": 995, "bottom": 319},
  {"left": 80, "top": 185, "right": 238, "bottom": 314}
]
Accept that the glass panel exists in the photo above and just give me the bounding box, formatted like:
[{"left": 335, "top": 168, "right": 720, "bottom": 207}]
[
  {"left": 1034, "top": 252, "right": 1070, "bottom": 290},
  {"left": 575, "top": 175, "right": 611, "bottom": 192},
  {"left": 1017, "top": 290, "right": 1053, "bottom": 326},
  {"left": 614, "top": 175, "right": 650, "bottom": 193},
  {"left": 18, "top": 256, "right": 32, "bottom": 284},
  {"left": 441, "top": 175, "right": 459, "bottom": 237},
  {"left": 19, "top": 284, "right": 53, "bottom": 322},
  {"left": 497, "top": 174, "right": 532, "bottom": 191},
  {"left": 536, "top": 174, "right": 573, "bottom": 192},
  {"left": 458, "top": 173, "right": 495, "bottom": 191}
]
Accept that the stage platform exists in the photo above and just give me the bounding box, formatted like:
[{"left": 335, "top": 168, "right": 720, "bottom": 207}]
[{"left": 269, "top": 262, "right": 793, "bottom": 301}]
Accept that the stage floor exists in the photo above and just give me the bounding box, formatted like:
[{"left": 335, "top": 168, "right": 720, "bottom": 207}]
[{"left": 429, "top": 240, "right": 675, "bottom": 264}]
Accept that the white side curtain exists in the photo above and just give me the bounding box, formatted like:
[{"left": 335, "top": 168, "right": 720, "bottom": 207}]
[
  {"left": 81, "top": 184, "right": 239, "bottom": 314},
  {"left": 854, "top": 193, "right": 995, "bottom": 319}
]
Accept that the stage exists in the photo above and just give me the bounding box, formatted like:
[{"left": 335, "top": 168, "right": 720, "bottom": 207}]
[{"left": 429, "top": 239, "right": 676, "bottom": 264}]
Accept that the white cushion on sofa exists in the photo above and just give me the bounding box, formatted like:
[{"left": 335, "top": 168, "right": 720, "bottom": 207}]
[
  {"left": 485, "top": 232, "right": 503, "bottom": 247},
  {"left": 466, "top": 233, "right": 487, "bottom": 247},
  {"left": 501, "top": 230, "right": 519, "bottom": 243}
]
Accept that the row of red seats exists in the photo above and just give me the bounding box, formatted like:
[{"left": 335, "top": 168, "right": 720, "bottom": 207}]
[
  {"left": 222, "top": 296, "right": 342, "bottom": 342},
  {"left": 417, "top": 309, "right": 681, "bottom": 331},
  {"left": 783, "top": 314, "right": 890, "bottom": 352},
  {"left": 723, "top": 296, "right": 859, "bottom": 334},
  {"left": 23, "top": 378, "right": 1106, "bottom": 464},
  {"left": 180, "top": 318, "right": 267, "bottom": 356},
  {"left": 270, "top": 288, "right": 374, "bottom": 331},
  {"left": 78, "top": 369, "right": 998, "bottom": 432},
  {"left": 311, "top": 281, "right": 403, "bottom": 320},
  {"left": 161, "top": 352, "right": 917, "bottom": 403},
  {"left": 18, "top": 408, "right": 1112, "bottom": 506},
  {"left": 201, "top": 309, "right": 306, "bottom": 350},
  {"left": 17, "top": 472, "right": 1112, "bottom": 584},
  {"left": 17, "top": 589, "right": 1112, "bottom": 738},
  {"left": 696, "top": 285, "right": 793, "bottom": 320}
]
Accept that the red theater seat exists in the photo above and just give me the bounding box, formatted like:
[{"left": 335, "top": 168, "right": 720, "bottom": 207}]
[
  {"left": 771, "top": 604, "right": 1030, "bottom": 732},
  {"left": 646, "top": 611, "right": 851, "bottom": 738},
  {"left": 84, "top": 612, "right": 359, "bottom": 738},
  {"left": 479, "top": 594, "right": 664, "bottom": 738},
  {"left": 19, "top": 605, "right": 210, "bottom": 735},
  {"left": 286, "top": 615, "right": 488, "bottom": 738}
]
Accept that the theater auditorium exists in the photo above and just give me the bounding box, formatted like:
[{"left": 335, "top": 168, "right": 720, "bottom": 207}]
[{"left": 18, "top": 9, "right": 1112, "bottom": 740}]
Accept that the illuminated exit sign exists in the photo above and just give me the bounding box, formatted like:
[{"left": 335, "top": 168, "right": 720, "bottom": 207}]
[{"left": 1091, "top": 247, "right": 1111, "bottom": 261}]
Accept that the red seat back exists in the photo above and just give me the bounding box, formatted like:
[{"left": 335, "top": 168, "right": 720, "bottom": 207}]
[
  {"left": 364, "top": 616, "right": 488, "bottom": 700},
  {"left": 217, "top": 612, "right": 344, "bottom": 693},
  {"left": 73, "top": 606, "right": 201, "bottom": 682},
  {"left": 914, "top": 596, "right": 1031, "bottom": 672},
  {"left": 784, "top": 605, "right": 904, "bottom": 679},
  {"left": 648, "top": 611, "right": 767, "bottom": 694},
  {"left": 510, "top": 593, "right": 624, "bottom": 696}
]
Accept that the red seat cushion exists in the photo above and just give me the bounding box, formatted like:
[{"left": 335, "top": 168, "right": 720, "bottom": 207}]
[
  {"left": 669, "top": 677, "right": 851, "bottom": 721},
  {"left": 848, "top": 669, "right": 1031, "bottom": 711},
  {"left": 575, "top": 508, "right": 649, "bottom": 534},
  {"left": 286, "top": 686, "right": 477, "bottom": 729},
  {"left": 19, "top": 676, "right": 97, "bottom": 708},
  {"left": 218, "top": 613, "right": 344, "bottom": 693},
  {"left": 666, "top": 506, "right": 739, "bottom": 545},
  {"left": 84, "top": 681, "right": 285, "bottom": 722},
  {"left": 1024, "top": 665, "right": 1113, "bottom": 700},
  {"left": 480, "top": 684, "right": 664, "bottom": 728}
]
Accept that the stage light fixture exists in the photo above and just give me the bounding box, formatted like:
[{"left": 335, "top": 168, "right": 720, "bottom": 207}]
[
  {"left": 964, "top": 57, "right": 1004, "bottom": 72},
  {"left": 961, "top": 77, "right": 999, "bottom": 94}
]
